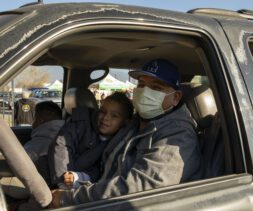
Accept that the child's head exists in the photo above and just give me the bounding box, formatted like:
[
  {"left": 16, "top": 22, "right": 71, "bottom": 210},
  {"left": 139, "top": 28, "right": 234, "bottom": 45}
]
[
  {"left": 98, "top": 92, "right": 133, "bottom": 137},
  {"left": 32, "top": 101, "right": 62, "bottom": 129}
]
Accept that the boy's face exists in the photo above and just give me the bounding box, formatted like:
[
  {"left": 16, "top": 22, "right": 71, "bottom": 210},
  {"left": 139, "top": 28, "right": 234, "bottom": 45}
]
[{"left": 98, "top": 99, "right": 127, "bottom": 137}]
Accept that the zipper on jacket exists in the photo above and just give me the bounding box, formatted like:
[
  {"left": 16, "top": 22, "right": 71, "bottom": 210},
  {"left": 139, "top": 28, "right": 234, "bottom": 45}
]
[{"left": 121, "top": 125, "right": 157, "bottom": 162}]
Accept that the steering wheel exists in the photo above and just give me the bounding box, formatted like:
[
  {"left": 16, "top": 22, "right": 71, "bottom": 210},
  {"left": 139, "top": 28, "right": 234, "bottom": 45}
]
[{"left": 0, "top": 119, "right": 52, "bottom": 207}]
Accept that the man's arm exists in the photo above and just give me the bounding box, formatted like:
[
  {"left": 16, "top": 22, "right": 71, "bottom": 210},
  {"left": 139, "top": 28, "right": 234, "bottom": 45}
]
[
  {"left": 51, "top": 122, "right": 201, "bottom": 207},
  {"left": 52, "top": 137, "right": 186, "bottom": 207}
]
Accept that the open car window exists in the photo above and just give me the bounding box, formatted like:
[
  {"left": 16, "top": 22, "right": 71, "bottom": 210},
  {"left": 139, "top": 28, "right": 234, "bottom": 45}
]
[
  {"left": 27, "top": 25, "right": 241, "bottom": 180},
  {"left": 0, "top": 65, "right": 63, "bottom": 127}
]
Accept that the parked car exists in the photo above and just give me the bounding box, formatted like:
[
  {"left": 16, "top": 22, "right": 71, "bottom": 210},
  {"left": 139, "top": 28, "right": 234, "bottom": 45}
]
[
  {"left": 31, "top": 89, "right": 62, "bottom": 106},
  {"left": 0, "top": 1, "right": 253, "bottom": 211},
  {"left": 0, "top": 92, "right": 11, "bottom": 110}
]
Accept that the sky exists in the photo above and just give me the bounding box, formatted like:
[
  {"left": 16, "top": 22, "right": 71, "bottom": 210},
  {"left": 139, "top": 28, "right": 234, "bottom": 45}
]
[{"left": 1, "top": 0, "right": 253, "bottom": 12}]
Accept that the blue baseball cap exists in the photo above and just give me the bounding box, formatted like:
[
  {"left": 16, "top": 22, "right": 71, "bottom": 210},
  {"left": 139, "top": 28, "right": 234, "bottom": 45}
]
[{"left": 129, "top": 59, "right": 180, "bottom": 90}]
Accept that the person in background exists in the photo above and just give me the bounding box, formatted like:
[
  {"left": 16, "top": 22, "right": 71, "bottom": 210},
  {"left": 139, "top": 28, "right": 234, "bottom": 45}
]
[
  {"left": 50, "top": 58, "right": 202, "bottom": 208},
  {"left": 14, "top": 90, "right": 36, "bottom": 125},
  {"left": 49, "top": 92, "right": 133, "bottom": 190},
  {"left": 24, "top": 101, "right": 64, "bottom": 163}
]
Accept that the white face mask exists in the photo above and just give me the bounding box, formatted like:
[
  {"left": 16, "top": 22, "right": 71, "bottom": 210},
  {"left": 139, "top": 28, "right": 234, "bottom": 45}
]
[{"left": 133, "top": 86, "right": 175, "bottom": 119}]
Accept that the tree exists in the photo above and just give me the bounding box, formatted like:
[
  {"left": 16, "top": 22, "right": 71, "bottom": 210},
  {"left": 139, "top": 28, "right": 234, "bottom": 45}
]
[
  {"left": 0, "top": 85, "right": 10, "bottom": 92},
  {"left": 15, "top": 66, "right": 50, "bottom": 89}
]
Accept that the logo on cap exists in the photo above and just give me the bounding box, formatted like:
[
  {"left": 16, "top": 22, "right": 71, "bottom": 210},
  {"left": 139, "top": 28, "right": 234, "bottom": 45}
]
[{"left": 147, "top": 61, "right": 158, "bottom": 73}]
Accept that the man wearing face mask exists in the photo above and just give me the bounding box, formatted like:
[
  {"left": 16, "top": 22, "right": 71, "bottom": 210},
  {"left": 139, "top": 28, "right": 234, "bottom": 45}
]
[{"left": 50, "top": 59, "right": 202, "bottom": 208}]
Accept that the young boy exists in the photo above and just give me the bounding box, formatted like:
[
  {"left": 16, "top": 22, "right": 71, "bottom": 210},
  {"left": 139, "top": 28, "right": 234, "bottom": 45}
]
[
  {"left": 24, "top": 100, "right": 64, "bottom": 162},
  {"left": 49, "top": 92, "right": 133, "bottom": 189}
]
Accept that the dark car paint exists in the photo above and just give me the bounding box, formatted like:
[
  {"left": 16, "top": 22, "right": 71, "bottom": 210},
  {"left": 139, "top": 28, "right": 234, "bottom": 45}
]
[
  {"left": 218, "top": 19, "right": 253, "bottom": 159},
  {"left": 0, "top": 4, "right": 227, "bottom": 75},
  {"left": 0, "top": 3, "right": 253, "bottom": 211}
]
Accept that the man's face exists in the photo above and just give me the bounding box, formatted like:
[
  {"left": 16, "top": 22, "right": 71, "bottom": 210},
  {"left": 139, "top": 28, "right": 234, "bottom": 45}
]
[{"left": 137, "top": 75, "right": 182, "bottom": 110}]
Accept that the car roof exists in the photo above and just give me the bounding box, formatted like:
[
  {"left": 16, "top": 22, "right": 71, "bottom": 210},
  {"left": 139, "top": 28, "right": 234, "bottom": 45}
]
[
  {"left": 0, "top": 3, "right": 252, "bottom": 85},
  {"left": 188, "top": 8, "right": 253, "bottom": 20}
]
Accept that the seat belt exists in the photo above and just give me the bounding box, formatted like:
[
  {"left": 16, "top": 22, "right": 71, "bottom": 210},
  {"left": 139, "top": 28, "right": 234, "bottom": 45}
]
[{"left": 203, "top": 112, "right": 222, "bottom": 178}]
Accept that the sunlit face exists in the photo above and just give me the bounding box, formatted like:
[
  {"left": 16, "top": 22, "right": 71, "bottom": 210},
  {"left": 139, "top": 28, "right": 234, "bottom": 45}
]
[{"left": 98, "top": 99, "right": 127, "bottom": 137}]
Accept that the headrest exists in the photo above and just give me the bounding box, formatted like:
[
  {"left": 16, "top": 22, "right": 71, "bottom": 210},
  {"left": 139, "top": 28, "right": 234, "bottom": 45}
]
[
  {"left": 64, "top": 88, "right": 98, "bottom": 115},
  {"left": 180, "top": 82, "right": 217, "bottom": 128}
]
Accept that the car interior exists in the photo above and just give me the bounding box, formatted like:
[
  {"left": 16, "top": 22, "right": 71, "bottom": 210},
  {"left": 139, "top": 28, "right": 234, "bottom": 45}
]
[
  {"left": 0, "top": 25, "right": 245, "bottom": 207},
  {"left": 33, "top": 27, "right": 238, "bottom": 174}
]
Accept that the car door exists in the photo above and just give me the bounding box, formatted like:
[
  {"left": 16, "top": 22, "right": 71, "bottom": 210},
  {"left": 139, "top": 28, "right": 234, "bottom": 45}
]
[{"left": 216, "top": 13, "right": 253, "bottom": 174}]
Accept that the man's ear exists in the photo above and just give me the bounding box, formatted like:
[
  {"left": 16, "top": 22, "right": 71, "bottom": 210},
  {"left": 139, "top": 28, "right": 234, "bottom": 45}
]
[{"left": 172, "top": 90, "right": 182, "bottom": 106}]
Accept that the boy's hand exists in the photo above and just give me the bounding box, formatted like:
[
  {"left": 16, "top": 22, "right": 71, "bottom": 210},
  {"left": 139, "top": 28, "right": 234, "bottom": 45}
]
[{"left": 64, "top": 171, "right": 74, "bottom": 188}]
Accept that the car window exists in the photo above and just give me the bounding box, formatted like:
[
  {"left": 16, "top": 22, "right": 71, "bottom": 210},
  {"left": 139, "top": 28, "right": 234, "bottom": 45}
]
[
  {"left": 11, "top": 27, "right": 233, "bottom": 178},
  {"left": 39, "top": 27, "right": 239, "bottom": 205},
  {"left": 89, "top": 68, "right": 137, "bottom": 107},
  {"left": 0, "top": 65, "right": 63, "bottom": 127}
]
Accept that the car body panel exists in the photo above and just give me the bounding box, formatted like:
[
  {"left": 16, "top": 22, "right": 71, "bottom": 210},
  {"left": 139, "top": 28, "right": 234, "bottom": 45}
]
[
  {"left": 0, "top": 3, "right": 253, "bottom": 211},
  {"left": 0, "top": 3, "right": 232, "bottom": 75},
  {"left": 216, "top": 19, "right": 253, "bottom": 166},
  {"left": 49, "top": 174, "right": 253, "bottom": 211}
]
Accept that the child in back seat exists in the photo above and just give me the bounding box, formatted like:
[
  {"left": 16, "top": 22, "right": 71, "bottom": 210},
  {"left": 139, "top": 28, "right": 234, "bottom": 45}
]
[
  {"left": 24, "top": 100, "right": 64, "bottom": 163},
  {"left": 49, "top": 92, "right": 134, "bottom": 189}
]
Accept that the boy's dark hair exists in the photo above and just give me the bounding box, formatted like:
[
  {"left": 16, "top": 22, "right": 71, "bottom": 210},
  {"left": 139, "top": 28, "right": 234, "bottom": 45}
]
[
  {"left": 35, "top": 101, "right": 62, "bottom": 123},
  {"left": 104, "top": 92, "right": 134, "bottom": 119}
]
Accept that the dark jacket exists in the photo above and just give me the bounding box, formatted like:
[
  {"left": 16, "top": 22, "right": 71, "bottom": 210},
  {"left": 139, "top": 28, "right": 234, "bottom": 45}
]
[
  {"left": 24, "top": 120, "right": 65, "bottom": 162},
  {"left": 24, "top": 119, "right": 64, "bottom": 186},
  {"left": 59, "top": 104, "right": 203, "bottom": 205},
  {"left": 14, "top": 98, "right": 36, "bottom": 125},
  {"left": 48, "top": 107, "right": 108, "bottom": 185}
]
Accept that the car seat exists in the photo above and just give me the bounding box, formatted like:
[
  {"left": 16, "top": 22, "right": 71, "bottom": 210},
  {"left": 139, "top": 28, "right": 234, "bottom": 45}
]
[
  {"left": 180, "top": 82, "right": 224, "bottom": 179},
  {"left": 62, "top": 87, "right": 98, "bottom": 120}
]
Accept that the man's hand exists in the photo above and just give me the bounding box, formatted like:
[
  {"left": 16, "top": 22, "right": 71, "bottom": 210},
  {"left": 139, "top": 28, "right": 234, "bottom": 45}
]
[
  {"left": 49, "top": 189, "right": 65, "bottom": 208},
  {"left": 64, "top": 171, "right": 74, "bottom": 188}
]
